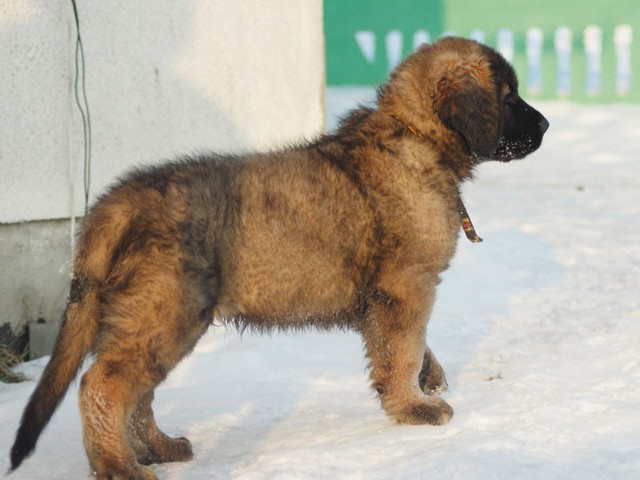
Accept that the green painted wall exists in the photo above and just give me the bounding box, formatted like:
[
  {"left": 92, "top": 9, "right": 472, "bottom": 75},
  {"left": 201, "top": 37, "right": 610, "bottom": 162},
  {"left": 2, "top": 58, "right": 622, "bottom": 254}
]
[
  {"left": 325, "top": 0, "right": 640, "bottom": 102},
  {"left": 325, "top": 0, "right": 444, "bottom": 84}
]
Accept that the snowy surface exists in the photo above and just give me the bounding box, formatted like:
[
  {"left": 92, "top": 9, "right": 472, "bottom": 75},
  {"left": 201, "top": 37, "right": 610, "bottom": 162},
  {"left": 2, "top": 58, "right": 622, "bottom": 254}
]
[{"left": 2, "top": 92, "right": 640, "bottom": 479}]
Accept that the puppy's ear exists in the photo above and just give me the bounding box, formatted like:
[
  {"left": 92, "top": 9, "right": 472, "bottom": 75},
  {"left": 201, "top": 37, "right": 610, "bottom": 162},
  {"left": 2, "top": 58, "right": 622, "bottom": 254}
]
[{"left": 436, "top": 75, "right": 501, "bottom": 158}]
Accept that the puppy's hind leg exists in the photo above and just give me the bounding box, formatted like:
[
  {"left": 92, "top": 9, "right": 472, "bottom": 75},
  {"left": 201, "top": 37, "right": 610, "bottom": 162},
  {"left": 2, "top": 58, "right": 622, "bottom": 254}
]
[
  {"left": 79, "top": 357, "right": 158, "bottom": 480},
  {"left": 128, "top": 390, "right": 193, "bottom": 465}
]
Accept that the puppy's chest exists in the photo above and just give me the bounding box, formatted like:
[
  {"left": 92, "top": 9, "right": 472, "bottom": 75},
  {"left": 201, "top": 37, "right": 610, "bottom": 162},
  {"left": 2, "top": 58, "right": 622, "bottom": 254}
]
[{"left": 379, "top": 178, "right": 460, "bottom": 272}]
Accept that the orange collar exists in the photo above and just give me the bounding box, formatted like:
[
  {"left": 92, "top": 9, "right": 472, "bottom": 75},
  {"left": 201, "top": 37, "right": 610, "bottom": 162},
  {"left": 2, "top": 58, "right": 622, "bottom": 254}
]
[{"left": 459, "top": 200, "right": 483, "bottom": 243}]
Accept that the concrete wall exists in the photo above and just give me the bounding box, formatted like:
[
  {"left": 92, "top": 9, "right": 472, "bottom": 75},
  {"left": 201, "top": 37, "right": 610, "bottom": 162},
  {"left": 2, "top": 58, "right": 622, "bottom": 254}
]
[
  {"left": 0, "top": 220, "right": 72, "bottom": 358},
  {"left": 0, "top": 0, "right": 326, "bottom": 357}
]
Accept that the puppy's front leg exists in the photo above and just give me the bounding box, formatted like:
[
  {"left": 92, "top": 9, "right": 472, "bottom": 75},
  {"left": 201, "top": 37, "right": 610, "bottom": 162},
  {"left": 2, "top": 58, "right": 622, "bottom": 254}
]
[{"left": 363, "top": 285, "right": 453, "bottom": 425}]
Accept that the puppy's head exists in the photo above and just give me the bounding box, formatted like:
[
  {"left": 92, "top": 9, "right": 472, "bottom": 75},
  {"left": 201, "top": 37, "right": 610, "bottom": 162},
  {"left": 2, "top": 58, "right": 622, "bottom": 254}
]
[
  {"left": 476, "top": 42, "right": 550, "bottom": 162},
  {"left": 384, "top": 37, "right": 548, "bottom": 163}
]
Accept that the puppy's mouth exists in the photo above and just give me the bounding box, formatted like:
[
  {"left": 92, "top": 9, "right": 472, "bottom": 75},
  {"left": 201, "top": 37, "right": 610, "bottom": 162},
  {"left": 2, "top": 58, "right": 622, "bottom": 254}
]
[
  {"left": 493, "top": 136, "right": 540, "bottom": 161},
  {"left": 493, "top": 117, "right": 549, "bottom": 162}
]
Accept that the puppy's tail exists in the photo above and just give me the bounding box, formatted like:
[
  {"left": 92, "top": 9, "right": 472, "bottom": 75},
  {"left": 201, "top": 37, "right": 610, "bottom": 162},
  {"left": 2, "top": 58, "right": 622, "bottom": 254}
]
[
  {"left": 9, "top": 279, "right": 99, "bottom": 472},
  {"left": 9, "top": 182, "right": 160, "bottom": 471},
  {"left": 9, "top": 188, "right": 142, "bottom": 472}
]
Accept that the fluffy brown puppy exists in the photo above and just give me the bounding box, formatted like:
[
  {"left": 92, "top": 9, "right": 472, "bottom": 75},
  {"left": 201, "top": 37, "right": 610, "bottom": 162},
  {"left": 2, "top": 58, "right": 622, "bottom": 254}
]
[{"left": 11, "top": 37, "right": 548, "bottom": 479}]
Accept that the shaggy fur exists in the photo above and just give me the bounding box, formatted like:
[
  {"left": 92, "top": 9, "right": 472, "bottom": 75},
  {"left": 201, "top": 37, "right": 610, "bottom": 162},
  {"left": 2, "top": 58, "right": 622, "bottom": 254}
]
[{"left": 11, "top": 37, "right": 548, "bottom": 479}]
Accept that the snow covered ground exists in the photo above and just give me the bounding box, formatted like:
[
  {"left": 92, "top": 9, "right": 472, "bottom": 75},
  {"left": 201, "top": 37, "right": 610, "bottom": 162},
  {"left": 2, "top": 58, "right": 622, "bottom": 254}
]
[{"left": 1, "top": 91, "right": 639, "bottom": 479}]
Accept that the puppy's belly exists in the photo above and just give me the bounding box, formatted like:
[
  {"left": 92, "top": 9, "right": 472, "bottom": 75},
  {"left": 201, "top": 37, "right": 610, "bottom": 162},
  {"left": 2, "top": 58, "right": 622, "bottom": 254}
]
[{"left": 221, "top": 246, "right": 360, "bottom": 321}]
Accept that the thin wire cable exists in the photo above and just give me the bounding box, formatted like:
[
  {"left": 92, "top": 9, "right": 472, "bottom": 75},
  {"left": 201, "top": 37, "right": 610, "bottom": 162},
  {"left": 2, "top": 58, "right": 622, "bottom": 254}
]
[
  {"left": 67, "top": 18, "right": 75, "bottom": 251},
  {"left": 70, "top": 0, "right": 92, "bottom": 216}
]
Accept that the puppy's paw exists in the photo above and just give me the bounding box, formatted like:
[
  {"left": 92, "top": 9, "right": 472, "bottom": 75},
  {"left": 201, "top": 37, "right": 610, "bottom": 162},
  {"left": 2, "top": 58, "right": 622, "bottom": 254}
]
[
  {"left": 162, "top": 436, "right": 193, "bottom": 463},
  {"left": 394, "top": 397, "right": 453, "bottom": 426},
  {"left": 136, "top": 436, "right": 193, "bottom": 465},
  {"left": 419, "top": 369, "right": 448, "bottom": 395},
  {"left": 95, "top": 464, "right": 157, "bottom": 480},
  {"left": 419, "top": 350, "right": 448, "bottom": 395}
]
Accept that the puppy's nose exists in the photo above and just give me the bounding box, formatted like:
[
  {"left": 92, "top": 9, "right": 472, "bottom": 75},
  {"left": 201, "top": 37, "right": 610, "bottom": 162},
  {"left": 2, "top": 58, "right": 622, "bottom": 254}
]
[{"left": 539, "top": 116, "right": 550, "bottom": 133}]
